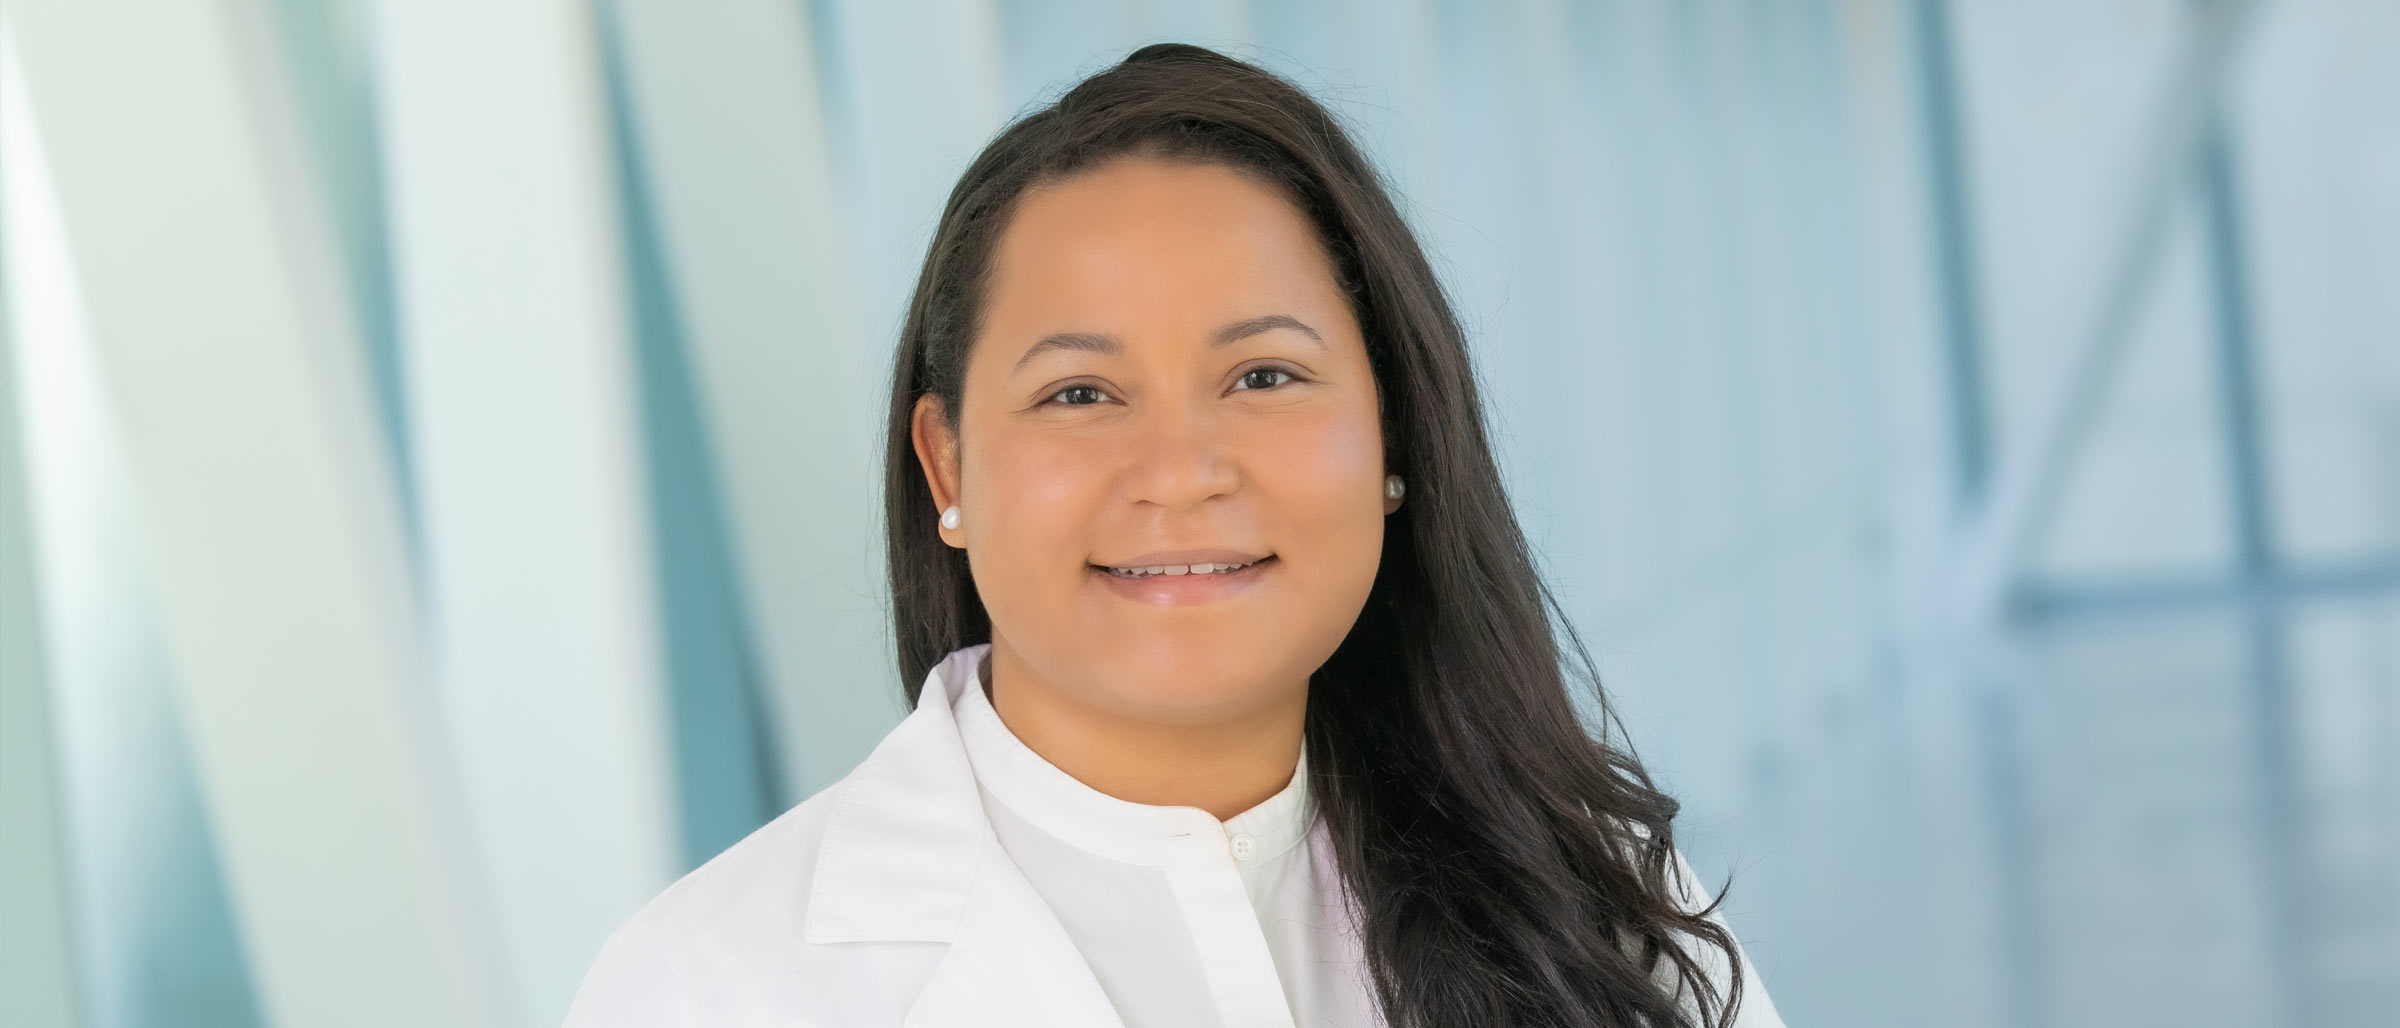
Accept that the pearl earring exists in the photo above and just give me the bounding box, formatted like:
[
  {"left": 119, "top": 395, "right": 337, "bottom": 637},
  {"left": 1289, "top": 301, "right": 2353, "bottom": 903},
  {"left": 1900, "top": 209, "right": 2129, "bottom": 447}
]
[
  {"left": 940, "top": 505, "right": 962, "bottom": 530},
  {"left": 1384, "top": 475, "right": 1406, "bottom": 500}
]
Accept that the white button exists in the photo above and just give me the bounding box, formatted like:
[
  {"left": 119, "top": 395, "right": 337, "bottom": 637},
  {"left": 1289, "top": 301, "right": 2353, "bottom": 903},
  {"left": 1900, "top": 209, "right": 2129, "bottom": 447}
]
[{"left": 1229, "top": 832, "right": 1257, "bottom": 860}]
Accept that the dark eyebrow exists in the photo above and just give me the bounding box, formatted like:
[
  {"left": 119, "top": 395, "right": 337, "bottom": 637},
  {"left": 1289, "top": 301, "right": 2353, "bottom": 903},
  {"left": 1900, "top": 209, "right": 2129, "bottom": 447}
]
[
  {"left": 1012, "top": 314, "right": 1324, "bottom": 370},
  {"left": 1212, "top": 313, "right": 1322, "bottom": 347},
  {"left": 1011, "top": 331, "right": 1119, "bottom": 370}
]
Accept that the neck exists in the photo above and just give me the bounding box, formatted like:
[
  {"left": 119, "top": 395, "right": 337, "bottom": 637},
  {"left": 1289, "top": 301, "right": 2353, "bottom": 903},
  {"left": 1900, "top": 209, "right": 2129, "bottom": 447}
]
[{"left": 981, "top": 642, "right": 1305, "bottom": 822}]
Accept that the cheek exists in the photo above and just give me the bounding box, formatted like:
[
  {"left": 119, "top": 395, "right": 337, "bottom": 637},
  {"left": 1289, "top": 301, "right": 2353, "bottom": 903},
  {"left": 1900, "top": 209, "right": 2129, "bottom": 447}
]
[
  {"left": 959, "top": 424, "right": 1107, "bottom": 583},
  {"left": 1245, "top": 403, "right": 1386, "bottom": 562},
  {"left": 977, "top": 429, "right": 1107, "bottom": 526}
]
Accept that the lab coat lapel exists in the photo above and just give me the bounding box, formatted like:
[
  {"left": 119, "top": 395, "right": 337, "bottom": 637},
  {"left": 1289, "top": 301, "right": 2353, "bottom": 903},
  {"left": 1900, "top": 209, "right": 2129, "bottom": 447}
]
[
  {"left": 804, "top": 643, "right": 1125, "bottom": 1028},
  {"left": 902, "top": 832, "right": 1127, "bottom": 1028}
]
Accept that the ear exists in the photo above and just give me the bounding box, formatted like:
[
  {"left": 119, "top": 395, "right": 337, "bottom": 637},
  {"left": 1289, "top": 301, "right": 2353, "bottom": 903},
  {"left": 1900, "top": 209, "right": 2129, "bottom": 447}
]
[{"left": 911, "top": 393, "right": 966, "bottom": 549}]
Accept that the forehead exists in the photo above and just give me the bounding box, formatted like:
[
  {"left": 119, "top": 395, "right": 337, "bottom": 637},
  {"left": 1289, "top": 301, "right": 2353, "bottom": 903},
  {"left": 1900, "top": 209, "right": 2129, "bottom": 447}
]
[{"left": 977, "top": 157, "right": 1345, "bottom": 348}]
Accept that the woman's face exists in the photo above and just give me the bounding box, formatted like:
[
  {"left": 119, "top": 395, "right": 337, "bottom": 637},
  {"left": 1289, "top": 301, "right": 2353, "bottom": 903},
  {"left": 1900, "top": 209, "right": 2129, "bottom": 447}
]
[{"left": 912, "top": 156, "right": 1398, "bottom": 725}]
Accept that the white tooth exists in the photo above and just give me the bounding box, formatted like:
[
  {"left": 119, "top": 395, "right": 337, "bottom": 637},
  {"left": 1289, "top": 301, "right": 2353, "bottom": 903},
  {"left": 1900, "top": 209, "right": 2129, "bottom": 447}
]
[{"left": 1107, "top": 560, "right": 1262, "bottom": 577}]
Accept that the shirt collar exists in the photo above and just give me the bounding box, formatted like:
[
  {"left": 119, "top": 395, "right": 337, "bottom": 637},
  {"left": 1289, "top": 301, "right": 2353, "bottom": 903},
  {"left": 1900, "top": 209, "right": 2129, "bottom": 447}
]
[{"left": 949, "top": 644, "right": 1315, "bottom": 868}]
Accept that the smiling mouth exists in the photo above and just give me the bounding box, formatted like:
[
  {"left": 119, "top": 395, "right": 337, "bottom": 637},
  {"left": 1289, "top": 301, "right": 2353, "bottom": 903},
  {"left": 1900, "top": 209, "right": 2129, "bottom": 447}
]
[{"left": 1090, "top": 555, "right": 1279, "bottom": 578}]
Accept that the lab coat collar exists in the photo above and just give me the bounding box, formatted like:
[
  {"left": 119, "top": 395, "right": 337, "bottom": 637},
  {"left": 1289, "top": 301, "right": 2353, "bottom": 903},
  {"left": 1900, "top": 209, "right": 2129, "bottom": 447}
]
[
  {"left": 801, "top": 642, "right": 1127, "bottom": 1028},
  {"left": 801, "top": 642, "right": 991, "bottom": 945}
]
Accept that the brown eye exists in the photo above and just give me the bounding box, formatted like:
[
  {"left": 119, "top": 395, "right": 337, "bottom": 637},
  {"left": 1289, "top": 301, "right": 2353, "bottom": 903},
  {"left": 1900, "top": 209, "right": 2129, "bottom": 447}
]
[
  {"left": 1234, "top": 367, "right": 1294, "bottom": 391},
  {"left": 1049, "top": 384, "right": 1110, "bottom": 406}
]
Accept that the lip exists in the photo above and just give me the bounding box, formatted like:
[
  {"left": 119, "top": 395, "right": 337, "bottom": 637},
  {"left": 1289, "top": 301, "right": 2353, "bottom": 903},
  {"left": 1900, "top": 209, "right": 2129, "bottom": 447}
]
[
  {"left": 1089, "top": 554, "right": 1279, "bottom": 607},
  {"left": 1092, "top": 548, "right": 1273, "bottom": 568}
]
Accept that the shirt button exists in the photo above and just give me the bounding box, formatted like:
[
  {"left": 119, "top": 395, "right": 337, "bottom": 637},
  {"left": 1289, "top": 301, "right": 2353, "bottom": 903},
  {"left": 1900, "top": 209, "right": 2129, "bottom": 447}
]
[{"left": 1229, "top": 832, "right": 1257, "bottom": 860}]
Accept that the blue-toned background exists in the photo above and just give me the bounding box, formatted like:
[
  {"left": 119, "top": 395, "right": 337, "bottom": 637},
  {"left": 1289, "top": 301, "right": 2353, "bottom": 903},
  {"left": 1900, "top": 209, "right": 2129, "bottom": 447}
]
[{"left": 2, "top": 2, "right": 2394, "bottom": 1026}]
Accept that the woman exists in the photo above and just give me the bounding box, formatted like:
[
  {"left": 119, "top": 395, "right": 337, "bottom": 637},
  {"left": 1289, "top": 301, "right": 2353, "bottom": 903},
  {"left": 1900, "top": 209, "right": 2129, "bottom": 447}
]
[{"left": 567, "top": 42, "right": 1783, "bottom": 1028}]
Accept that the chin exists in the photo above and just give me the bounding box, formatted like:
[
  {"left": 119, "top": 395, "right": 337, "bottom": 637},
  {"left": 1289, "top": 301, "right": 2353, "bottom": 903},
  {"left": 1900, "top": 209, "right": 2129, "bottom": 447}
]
[{"left": 1086, "top": 642, "right": 1287, "bottom": 713}]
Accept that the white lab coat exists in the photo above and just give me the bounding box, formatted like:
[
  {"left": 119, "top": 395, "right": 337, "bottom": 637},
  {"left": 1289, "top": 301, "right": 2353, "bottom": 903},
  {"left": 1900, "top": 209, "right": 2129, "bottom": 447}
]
[
  {"left": 561, "top": 645, "right": 1176, "bottom": 1028},
  {"left": 561, "top": 645, "right": 1783, "bottom": 1027}
]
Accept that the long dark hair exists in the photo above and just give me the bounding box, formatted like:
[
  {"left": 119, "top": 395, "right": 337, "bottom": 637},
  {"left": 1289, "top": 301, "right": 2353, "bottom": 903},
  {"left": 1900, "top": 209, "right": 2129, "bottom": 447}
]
[{"left": 880, "top": 42, "right": 1745, "bottom": 1028}]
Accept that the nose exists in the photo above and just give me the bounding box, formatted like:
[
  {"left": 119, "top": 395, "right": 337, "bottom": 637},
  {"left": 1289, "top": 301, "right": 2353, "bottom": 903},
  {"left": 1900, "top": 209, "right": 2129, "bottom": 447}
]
[{"left": 1117, "top": 393, "right": 1239, "bottom": 512}]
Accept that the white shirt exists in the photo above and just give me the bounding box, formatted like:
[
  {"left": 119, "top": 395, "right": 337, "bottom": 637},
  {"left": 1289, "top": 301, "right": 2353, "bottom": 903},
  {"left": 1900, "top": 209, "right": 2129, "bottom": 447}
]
[
  {"left": 949, "top": 645, "right": 1380, "bottom": 1028},
  {"left": 560, "top": 642, "right": 1785, "bottom": 1028}
]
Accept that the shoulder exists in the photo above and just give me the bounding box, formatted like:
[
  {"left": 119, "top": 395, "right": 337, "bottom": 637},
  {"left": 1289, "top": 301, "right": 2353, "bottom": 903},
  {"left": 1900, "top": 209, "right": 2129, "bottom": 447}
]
[
  {"left": 1655, "top": 841, "right": 1789, "bottom": 1028},
  {"left": 1598, "top": 817, "right": 1786, "bottom": 1026},
  {"left": 562, "top": 783, "right": 845, "bottom": 1027},
  {"left": 560, "top": 777, "right": 940, "bottom": 1028},
  {"left": 625, "top": 780, "right": 849, "bottom": 941}
]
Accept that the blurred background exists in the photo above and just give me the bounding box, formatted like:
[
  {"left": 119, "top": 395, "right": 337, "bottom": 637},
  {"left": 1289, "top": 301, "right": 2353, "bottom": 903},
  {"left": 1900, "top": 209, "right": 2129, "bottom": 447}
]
[{"left": 2, "top": 1, "right": 2395, "bottom": 1026}]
